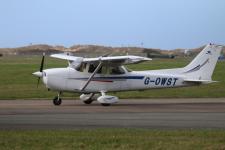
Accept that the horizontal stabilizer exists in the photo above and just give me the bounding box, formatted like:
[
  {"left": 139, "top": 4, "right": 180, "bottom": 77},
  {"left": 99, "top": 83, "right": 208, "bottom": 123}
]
[{"left": 184, "top": 79, "right": 218, "bottom": 84}]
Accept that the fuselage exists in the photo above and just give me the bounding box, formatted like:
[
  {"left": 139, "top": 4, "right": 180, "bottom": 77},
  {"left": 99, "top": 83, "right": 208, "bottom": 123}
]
[{"left": 42, "top": 66, "right": 189, "bottom": 93}]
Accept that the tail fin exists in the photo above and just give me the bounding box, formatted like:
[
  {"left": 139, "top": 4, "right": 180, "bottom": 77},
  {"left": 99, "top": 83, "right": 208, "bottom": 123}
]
[{"left": 183, "top": 44, "right": 223, "bottom": 81}]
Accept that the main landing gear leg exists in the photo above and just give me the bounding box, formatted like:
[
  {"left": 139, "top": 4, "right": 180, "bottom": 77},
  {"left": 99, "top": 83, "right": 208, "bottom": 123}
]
[{"left": 53, "top": 92, "right": 62, "bottom": 106}]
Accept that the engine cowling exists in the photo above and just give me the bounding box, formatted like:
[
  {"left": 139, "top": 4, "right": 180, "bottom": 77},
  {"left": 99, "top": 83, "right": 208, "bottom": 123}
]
[{"left": 97, "top": 95, "right": 119, "bottom": 104}]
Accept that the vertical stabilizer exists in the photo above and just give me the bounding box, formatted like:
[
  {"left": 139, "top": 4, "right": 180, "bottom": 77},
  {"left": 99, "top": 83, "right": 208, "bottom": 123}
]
[{"left": 183, "top": 44, "right": 223, "bottom": 80}]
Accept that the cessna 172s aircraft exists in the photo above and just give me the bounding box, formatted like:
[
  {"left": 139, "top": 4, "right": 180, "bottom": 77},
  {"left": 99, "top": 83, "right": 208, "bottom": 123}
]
[{"left": 33, "top": 44, "right": 222, "bottom": 106}]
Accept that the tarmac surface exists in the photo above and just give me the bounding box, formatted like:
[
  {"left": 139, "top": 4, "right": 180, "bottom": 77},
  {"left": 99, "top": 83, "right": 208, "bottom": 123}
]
[{"left": 0, "top": 98, "right": 225, "bottom": 129}]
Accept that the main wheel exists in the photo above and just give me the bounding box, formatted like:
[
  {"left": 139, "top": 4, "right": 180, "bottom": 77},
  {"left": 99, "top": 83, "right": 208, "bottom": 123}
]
[
  {"left": 53, "top": 96, "right": 62, "bottom": 106},
  {"left": 82, "top": 93, "right": 95, "bottom": 105},
  {"left": 83, "top": 99, "right": 94, "bottom": 104}
]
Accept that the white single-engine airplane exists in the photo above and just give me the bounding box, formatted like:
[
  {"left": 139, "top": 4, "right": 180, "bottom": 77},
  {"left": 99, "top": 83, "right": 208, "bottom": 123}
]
[{"left": 33, "top": 44, "right": 222, "bottom": 106}]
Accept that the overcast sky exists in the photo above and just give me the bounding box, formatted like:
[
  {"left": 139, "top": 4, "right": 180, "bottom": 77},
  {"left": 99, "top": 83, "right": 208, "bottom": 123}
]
[{"left": 0, "top": 0, "right": 224, "bottom": 49}]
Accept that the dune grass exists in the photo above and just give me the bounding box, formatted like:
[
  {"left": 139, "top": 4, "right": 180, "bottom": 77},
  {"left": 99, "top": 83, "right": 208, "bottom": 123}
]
[{"left": 0, "top": 56, "right": 225, "bottom": 99}]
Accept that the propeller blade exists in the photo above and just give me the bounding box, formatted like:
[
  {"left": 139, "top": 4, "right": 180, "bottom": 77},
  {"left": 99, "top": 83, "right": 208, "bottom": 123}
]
[
  {"left": 37, "top": 53, "right": 45, "bottom": 88},
  {"left": 40, "top": 53, "right": 45, "bottom": 72}
]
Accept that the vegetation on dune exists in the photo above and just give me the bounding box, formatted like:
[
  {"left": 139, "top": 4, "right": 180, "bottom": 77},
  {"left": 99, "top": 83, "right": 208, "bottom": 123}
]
[
  {"left": 1, "top": 44, "right": 224, "bottom": 57},
  {"left": 0, "top": 129, "right": 225, "bottom": 150},
  {"left": 0, "top": 56, "right": 225, "bottom": 99}
]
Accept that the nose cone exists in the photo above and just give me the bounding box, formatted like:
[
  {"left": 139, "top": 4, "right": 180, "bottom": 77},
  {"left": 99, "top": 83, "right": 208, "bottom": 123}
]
[{"left": 32, "top": 71, "right": 43, "bottom": 78}]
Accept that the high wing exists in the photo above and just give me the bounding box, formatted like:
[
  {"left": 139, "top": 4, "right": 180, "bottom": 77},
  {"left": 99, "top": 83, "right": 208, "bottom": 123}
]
[
  {"left": 83, "top": 55, "right": 151, "bottom": 65},
  {"left": 50, "top": 54, "right": 83, "bottom": 63},
  {"left": 50, "top": 53, "right": 151, "bottom": 65}
]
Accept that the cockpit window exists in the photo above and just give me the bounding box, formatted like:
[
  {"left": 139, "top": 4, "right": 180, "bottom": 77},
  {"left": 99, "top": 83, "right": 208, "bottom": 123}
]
[{"left": 76, "top": 63, "right": 86, "bottom": 72}]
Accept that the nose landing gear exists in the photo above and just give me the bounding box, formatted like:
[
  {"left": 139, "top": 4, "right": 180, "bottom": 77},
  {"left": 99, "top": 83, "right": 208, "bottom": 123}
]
[{"left": 53, "top": 92, "right": 62, "bottom": 106}]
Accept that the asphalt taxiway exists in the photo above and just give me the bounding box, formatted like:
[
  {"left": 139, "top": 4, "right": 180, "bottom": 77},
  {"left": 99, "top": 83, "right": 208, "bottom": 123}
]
[{"left": 0, "top": 98, "right": 225, "bottom": 129}]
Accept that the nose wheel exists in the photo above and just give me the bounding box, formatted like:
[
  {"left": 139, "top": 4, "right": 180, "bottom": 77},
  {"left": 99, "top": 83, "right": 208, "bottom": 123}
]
[{"left": 53, "top": 92, "right": 62, "bottom": 106}]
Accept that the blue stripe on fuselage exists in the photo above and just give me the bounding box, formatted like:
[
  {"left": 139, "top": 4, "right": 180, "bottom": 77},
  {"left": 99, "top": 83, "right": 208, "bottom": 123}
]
[{"left": 70, "top": 76, "right": 145, "bottom": 80}]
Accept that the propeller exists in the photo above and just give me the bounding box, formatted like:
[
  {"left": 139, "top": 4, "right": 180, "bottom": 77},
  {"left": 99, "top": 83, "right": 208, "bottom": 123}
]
[{"left": 33, "top": 53, "right": 45, "bottom": 87}]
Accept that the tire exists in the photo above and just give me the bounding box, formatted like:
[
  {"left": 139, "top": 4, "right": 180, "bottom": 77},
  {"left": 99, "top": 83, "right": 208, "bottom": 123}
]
[
  {"left": 101, "top": 103, "right": 111, "bottom": 106},
  {"left": 82, "top": 93, "right": 95, "bottom": 105},
  {"left": 53, "top": 97, "right": 62, "bottom": 106},
  {"left": 83, "top": 99, "right": 93, "bottom": 104}
]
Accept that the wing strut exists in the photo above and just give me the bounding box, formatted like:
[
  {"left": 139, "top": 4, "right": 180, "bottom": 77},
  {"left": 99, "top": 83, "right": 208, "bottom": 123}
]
[{"left": 80, "top": 61, "right": 103, "bottom": 91}]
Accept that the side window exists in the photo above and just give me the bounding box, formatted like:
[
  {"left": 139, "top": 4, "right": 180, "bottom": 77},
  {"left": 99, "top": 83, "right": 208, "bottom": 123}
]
[
  {"left": 95, "top": 66, "right": 108, "bottom": 74},
  {"left": 97, "top": 66, "right": 102, "bottom": 74},
  {"left": 77, "top": 64, "right": 126, "bottom": 75},
  {"left": 88, "top": 64, "right": 104, "bottom": 74},
  {"left": 109, "top": 66, "right": 125, "bottom": 74},
  {"left": 88, "top": 64, "right": 97, "bottom": 73},
  {"left": 124, "top": 66, "right": 132, "bottom": 72},
  {"left": 101, "top": 66, "right": 108, "bottom": 74}
]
